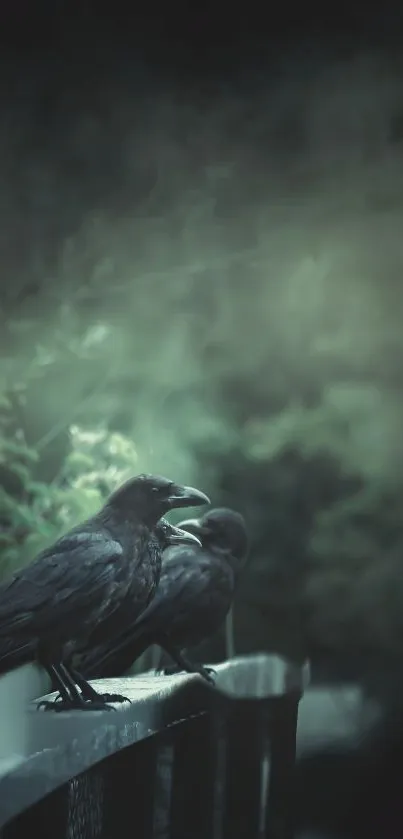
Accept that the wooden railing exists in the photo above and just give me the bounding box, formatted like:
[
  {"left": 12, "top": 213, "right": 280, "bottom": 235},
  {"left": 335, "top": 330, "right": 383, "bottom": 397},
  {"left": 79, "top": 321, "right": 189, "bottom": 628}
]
[{"left": 0, "top": 654, "right": 312, "bottom": 839}]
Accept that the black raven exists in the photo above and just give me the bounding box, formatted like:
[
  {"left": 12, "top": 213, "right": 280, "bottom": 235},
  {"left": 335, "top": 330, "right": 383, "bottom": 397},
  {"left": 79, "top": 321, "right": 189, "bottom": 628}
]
[
  {"left": 78, "top": 507, "right": 249, "bottom": 684},
  {"left": 0, "top": 518, "right": 202, "bottom": 691},
  {"left": 0, "top": 475, "right": 209, "bottom": 711}
]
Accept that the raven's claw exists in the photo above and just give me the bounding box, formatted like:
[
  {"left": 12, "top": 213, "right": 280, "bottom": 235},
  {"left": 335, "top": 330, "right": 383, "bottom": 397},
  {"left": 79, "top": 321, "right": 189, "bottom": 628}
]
[
  {"left": 159, "top": 663, "right": 181, "bottom": 676},
  {"left": 199, "top": 666, "right": 216, "bottom": 685},
  {"left": 37, "top": 698, "right": 116, "bottom": 712},
  {"left": 54, "top": 686, "right": 130, "bottom": 706},
  {"left": 97, "top": 692, "right": 131, "bottom": 704},
  {"left": 160, "top": 663, "right": 216, "bottom": 685}
]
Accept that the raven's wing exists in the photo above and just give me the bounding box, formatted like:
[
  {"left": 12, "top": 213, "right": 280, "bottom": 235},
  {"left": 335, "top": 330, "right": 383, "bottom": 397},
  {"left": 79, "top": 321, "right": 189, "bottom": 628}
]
[
  {"left": 79, "top": 626, "right": 152, "bottom": 678},
  {"left": 134, "top": 548, "right": 234, "bottom": 632},
  {"left": 80, "top": 547, "right": 234, "bottom": 678},
  {"left": 0, "top": 530, "right": 124, "bottom": 639}
]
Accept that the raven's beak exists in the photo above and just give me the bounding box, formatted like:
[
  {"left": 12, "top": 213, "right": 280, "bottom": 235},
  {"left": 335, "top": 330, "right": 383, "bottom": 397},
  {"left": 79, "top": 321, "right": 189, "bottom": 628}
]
[
  {"left": 176, "top": 517, "right": 208, "bottom": 539},
  {"left": 166, "top": 484, "right": 210, "bottom": 511},
  {"left": 165, "top": 523, "right": 202, "bottom": 548}
]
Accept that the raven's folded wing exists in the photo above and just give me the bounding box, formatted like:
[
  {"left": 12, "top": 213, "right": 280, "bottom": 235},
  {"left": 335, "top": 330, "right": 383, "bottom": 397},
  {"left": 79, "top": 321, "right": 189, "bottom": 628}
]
[
  {"left": 0, "top": 530, "right": 124, "bottom": 638},
  {"left": 79, "top": 625, "right": 151, "bottom": 678},
  {"left": 134, "top": 550, "right": 233, "bottom": 630}
]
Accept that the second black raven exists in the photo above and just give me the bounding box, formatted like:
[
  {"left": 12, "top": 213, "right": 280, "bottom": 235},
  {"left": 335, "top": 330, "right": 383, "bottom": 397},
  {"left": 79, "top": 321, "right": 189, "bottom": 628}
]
[
  {"left": 0, "top": 474, "right": 209, "bottom": 711},
  {"left": 78, "top": 507, "right": 249, "bottom": 683}
]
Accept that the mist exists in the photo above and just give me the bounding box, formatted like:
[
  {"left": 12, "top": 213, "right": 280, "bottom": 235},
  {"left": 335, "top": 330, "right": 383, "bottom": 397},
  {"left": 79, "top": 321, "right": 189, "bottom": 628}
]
[{"left": 2, "top": 47, "right": 402, "bottom": 492}]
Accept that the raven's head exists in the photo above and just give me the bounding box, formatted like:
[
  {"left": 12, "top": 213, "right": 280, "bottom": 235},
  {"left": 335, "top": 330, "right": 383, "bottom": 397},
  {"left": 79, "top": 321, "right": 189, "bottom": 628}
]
[
  {"left": 106, "top": 474, "right": 210, "bottom": 526},
  {"left": 155, "top": 518, "right": 202, "bottom": 549},
  {"left": 178, "top": 507, "right": 249, "bottom": 572}
]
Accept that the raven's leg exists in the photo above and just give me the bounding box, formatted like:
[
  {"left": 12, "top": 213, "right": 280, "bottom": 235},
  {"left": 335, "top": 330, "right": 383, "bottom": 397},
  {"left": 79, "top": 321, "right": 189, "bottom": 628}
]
[
  {"left": 37, "top": 664, "right": 96, "bottom": 711},
  {"left": 42, "top": 663, "right": 74, "bottom": 702},
  {"left": 39, "top": 665, "right": 117, "bottom": 712},
  {"left": 160, "top": 639, "right": 216, "bottom": 685},
  {"left": 64, "top": 664, "right": 131, "bottom": 705},
  {"left": 36, "top": 646, "right": 116, "bottom": 712},
  {"left": 36, "top": 644, "right": 79, "bottom": 708}
]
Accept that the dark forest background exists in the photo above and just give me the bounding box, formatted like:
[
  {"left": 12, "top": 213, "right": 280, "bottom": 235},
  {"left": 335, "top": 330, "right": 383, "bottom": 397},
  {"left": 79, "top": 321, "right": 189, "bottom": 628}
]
[{"left": 2, "top": 8, "right": 403, "bottom": 685}]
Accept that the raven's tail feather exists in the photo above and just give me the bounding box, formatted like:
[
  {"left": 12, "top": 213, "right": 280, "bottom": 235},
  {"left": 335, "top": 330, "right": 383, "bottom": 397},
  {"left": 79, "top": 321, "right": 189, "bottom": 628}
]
[{"left": 0, "top": 639, "right": 36, "bottom": 676}]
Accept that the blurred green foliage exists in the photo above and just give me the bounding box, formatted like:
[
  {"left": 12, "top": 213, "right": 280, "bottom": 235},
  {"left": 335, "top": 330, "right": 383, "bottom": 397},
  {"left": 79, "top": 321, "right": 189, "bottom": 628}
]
[{"left": 0, "top": 370, "right": 139, "bottom": 578}]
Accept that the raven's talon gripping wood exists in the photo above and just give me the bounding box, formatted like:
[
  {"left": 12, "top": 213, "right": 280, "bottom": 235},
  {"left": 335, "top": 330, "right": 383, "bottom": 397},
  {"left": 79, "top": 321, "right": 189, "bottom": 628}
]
[
  {"left": 37, "top": 698, "right": 116, "bottom": 713},
  {"left": 98, "top": 692, "right": 131, "bottom": 703},
  {"left": 199, "top": 666, "right": 216, "bottom": 685},
  {"left": 160, "top": 664, "right": 181, "bottom": 676},
  {"left": 160, "top": 663, "right": 215, "bottom": 684}
]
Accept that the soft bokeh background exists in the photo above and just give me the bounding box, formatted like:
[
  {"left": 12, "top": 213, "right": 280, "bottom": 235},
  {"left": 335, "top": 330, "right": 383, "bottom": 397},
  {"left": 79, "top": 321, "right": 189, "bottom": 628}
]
[{"left": 2, "top": 41, "right": 403, "bottom": 679}]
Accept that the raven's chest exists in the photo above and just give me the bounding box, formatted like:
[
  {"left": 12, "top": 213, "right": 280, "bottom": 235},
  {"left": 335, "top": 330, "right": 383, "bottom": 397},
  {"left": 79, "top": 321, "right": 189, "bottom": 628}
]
[
  {"left": 85, "top": 531, "right": 162, "bottom": 646},
  {"left": 130, "top": 534, "right": 161, "bottom": 598}
]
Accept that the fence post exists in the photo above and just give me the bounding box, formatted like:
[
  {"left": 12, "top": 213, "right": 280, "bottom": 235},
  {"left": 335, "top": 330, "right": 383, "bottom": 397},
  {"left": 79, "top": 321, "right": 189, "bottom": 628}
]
[{"left": 169, "top": 654, "right": 309, "bottom": 839}]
